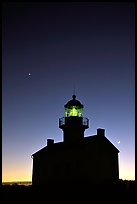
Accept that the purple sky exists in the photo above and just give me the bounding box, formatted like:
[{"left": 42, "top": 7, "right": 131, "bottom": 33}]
[{"left": 2, "top": 2, "right": 135, "bottom": 182}]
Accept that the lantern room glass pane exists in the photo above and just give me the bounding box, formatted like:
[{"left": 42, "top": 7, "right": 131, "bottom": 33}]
[{"left": 65, "top": 106, "right": 83, "bottom": 117}]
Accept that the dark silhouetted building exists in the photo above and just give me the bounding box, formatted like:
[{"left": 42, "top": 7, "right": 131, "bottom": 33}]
[{"left": 31, "top": 95, "right": 119, "bottom": 185}]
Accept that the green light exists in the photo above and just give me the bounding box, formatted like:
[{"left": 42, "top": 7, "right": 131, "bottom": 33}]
[
  {"left": 65, "top": 106, "right": 83, "bottom": 117},
  {"left": 70, "top": 106, "right": 78, "bottom": 116}
]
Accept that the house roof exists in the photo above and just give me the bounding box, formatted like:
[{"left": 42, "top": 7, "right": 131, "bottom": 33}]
[{"left": 31, "top": 134, "right": 119, "bottom": 158}]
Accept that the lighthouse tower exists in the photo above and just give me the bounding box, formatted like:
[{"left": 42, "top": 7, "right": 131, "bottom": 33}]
[{"left": 59, "top": 95, "right": 89, "bottom": 144}]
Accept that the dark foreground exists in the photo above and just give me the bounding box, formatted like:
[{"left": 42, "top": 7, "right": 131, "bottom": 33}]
[{"left": 2, "top": 180, "right": 136, "bottom": 203}]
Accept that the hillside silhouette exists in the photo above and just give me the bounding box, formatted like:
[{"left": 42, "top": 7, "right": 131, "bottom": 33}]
[{"left": 2, "top": 179, "right": 136, "bottom": 203}]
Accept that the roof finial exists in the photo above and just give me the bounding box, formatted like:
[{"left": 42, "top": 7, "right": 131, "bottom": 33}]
[{"left": 72, "top": 83, "right": 76, "bottom": 100}]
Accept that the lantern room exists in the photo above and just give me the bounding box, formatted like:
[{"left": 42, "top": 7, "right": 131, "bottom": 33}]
[{"left": 64, "top": 94, "right": 83, "bottom": 117}]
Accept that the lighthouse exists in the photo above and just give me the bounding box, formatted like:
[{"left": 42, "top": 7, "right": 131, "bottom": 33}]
[{"left": 32, "top": 94, "right": 119, "bottom": 185}]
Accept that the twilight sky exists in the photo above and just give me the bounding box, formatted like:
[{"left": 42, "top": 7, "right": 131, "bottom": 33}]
[{"left": 2, "top": 2, "right": 135, "bottom": 182}]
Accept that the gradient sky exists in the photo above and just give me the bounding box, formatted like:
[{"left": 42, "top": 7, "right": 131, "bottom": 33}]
[{"left": 2, "top": 2, "right": 135, "bottom": 182}]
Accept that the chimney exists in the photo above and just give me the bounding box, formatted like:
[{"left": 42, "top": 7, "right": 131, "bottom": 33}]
[
  {"left": 47, "top": 139, "right": 54, "bottom": 146},
  {"left": 97, "top": 128, "right": 105, "bottom": 136}
]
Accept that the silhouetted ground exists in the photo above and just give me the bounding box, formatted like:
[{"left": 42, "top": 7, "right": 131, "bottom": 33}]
[{"left": 2, "top": 180, "right": 136, "bottom": 203}]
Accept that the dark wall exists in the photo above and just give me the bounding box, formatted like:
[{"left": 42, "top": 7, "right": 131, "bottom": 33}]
[{"left": 32, "top": 138, "right": 119, "bottom": 185}]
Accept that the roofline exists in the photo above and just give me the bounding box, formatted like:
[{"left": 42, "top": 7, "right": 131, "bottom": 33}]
[{"left": 31, "top": 134, "right": 119, "bottom": 158}]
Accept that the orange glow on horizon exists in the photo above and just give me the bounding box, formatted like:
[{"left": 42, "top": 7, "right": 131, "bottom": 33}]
[
  {"left": 2, "top": 169, "right": 32, "bottom": 182},
  {"left": 2, "top": 165, "right": 135, "bottom": 182},
  {"left": 2, "top": 160, "right": 32, "bottom": 183}
]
